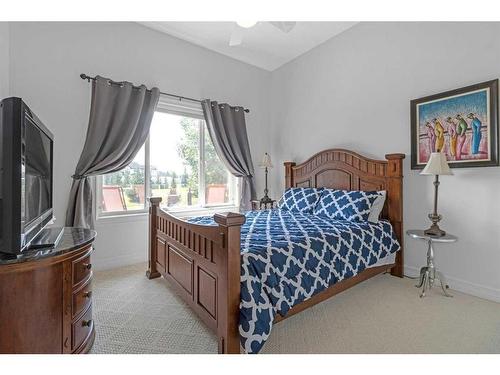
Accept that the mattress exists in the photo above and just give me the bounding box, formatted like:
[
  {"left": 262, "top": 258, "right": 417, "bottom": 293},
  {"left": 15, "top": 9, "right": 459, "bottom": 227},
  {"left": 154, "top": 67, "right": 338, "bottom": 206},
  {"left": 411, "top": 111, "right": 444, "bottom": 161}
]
[{"left": 189, "top": 208, "right": 401, "bottom": 353}]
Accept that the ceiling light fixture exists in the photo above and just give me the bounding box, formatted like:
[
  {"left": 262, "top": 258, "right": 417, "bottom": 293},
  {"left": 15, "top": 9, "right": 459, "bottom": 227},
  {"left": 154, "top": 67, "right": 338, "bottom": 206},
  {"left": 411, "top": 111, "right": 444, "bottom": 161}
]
[{"left": 236, "top": 21, "right": 257, "bottom": 28}]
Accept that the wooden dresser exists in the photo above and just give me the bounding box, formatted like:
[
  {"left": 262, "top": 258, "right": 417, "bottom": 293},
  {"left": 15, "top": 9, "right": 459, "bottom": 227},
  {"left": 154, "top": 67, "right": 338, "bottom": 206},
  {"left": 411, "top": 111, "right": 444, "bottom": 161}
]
[{"left": 0, "top": 227, "right": 97, "bottom": 354}]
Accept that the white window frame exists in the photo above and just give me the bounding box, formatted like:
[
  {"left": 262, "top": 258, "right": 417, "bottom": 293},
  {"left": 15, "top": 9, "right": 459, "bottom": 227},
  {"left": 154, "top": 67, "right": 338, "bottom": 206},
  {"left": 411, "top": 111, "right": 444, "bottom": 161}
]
[{"left": 96, "top": 96, "right": 239, "bottom": 220}]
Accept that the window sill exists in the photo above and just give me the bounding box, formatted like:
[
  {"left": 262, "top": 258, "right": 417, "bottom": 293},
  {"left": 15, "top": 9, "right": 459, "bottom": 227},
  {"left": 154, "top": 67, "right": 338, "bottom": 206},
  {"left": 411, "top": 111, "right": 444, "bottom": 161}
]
[
  {"left": 164, "top": 205, "right": 240, "bottom": 219},
  {"left": 96, "top": 212, "right": 149, "bottom": 224},
  {"left": 95, "top": 205, "right": 240, "bottom": 223}
]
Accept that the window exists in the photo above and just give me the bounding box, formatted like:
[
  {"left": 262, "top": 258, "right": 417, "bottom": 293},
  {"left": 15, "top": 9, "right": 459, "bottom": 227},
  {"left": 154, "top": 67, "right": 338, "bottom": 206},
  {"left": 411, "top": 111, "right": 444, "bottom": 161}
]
[
  {"left": 97, "top": 96, "right": 238, "bottom": 217},
  {"left": 100, "top": 145, "right": 146, "bottom": 214}
]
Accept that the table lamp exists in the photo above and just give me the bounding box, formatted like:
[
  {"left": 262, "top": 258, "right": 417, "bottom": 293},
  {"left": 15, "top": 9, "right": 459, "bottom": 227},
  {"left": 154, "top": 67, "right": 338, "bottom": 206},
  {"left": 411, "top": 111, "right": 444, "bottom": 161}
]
[
  {"left": 421, "top": 152, "right": 453, "bottom": 236},
  {"left": 259, "top": 153, "right": 273, "bottom": 205}
]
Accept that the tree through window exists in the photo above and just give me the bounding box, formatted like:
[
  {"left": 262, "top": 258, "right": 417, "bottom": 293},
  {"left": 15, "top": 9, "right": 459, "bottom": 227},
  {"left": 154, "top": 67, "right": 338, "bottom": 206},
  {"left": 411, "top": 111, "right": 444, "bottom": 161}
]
[{"left": 98, "top": 99, "right": 237, "bottom": 216}]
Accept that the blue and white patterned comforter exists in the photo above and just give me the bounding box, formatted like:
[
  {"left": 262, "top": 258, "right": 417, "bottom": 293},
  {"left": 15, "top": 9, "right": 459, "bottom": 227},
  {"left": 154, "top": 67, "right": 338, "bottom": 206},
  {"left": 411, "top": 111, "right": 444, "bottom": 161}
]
[{"left": 189, "top": 209, "right": 400, "bottom": 353}]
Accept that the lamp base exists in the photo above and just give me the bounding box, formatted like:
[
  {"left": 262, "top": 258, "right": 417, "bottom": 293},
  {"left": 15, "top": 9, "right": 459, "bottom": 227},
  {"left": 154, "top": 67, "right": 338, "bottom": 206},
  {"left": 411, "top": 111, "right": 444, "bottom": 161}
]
[
  {"left": 424, "top": 213, "right": 446, "bottom": 237},
  {"left": 424, "top": 174, "right": 447, "bottom": 237},
  {"left": 260, "top": 195, "right": 273, "bottom": 205}
]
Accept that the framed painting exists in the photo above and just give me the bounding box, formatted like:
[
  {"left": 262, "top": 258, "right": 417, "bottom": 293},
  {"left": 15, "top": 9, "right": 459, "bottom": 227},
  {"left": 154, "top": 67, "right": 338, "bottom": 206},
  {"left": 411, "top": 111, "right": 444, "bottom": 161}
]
[{"left": 411, "top": 79, "right": 499, "bottom": 169}]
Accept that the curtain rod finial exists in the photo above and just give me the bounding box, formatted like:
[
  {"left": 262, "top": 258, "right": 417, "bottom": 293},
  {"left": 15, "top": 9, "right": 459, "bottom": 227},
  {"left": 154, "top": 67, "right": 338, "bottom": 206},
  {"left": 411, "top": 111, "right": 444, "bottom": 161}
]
[{"left": 80, "top": 73, "right": 92, "bottom": 82}]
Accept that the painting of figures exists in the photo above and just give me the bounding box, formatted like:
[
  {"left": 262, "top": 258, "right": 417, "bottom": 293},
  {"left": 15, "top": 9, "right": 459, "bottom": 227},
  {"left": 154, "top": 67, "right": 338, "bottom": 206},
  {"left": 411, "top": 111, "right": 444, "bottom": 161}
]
[{"left": 411, "top": 79, "right": 498, "bottom": 169}]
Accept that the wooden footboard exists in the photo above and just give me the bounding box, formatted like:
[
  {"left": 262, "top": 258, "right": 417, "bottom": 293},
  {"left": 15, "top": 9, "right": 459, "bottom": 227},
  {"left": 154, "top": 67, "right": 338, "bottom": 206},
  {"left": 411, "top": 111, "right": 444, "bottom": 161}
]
[{"left": 146, "top": 197, "right": 244, "bottom": 354}]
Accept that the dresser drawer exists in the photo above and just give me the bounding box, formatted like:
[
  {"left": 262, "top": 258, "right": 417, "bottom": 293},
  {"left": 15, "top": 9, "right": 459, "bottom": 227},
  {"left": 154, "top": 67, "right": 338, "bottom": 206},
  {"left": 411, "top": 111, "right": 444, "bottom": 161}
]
[
  {"left": 72, "top": 252, "right": 92, "bottom": 287},
  {"left": 72, "top": 304, "right": 93, "bottom": 351},
  {"left": 72, "top": 278, "right": 92, "bottom": 319}
]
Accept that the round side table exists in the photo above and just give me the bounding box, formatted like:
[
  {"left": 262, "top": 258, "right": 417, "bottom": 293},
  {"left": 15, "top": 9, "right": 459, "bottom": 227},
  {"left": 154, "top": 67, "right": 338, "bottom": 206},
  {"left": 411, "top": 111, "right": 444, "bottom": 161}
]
[{"left": 406, "top": 229, "right": 458, "bottom": 298}]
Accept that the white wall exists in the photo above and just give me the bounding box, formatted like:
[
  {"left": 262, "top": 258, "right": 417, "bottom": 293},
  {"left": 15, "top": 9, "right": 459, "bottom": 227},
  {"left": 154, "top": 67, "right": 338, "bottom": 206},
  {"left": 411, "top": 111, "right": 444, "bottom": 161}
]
[
  {"left": 0, "top": 22, "right": 9, "bottom": 98},
  {"left": 270, "top": 22, "right": 500, "bottom": 301},
  {"left": 9, "top": 22, "right": 271, "bottom": 270}
]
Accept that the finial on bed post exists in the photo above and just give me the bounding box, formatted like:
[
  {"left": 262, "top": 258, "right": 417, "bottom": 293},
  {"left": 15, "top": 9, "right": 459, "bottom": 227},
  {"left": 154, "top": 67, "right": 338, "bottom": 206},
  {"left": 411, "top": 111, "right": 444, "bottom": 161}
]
[
  {"left": 284, "top": 162, "right": 296, "bottom": 188},
  {"left": 213, "top": 212, "right": 245, "bottom": 354},
  {"left": 149, "top": 197, "right": 162, "bottom": 206},
  {"left": 146, "top": 197, "right": 162, "bottom": 279},
  {"left": 385, "top": 153, "right": 405, "bottom": 175},
  {"left": 214, "top": 212, "right": 246, "bottom": 227},
  {"left": 385, "top": 153, "right": 405, "bottom": 278}
]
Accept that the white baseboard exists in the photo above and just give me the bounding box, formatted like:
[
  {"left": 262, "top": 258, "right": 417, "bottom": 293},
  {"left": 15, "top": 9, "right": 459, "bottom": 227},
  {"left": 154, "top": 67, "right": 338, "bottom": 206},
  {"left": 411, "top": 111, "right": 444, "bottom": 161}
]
[
  {"left": 93, "top": 252, "right": 147, "bottom": 271},
  {"left": 405, "top": 265, "right": 500, "bottom": 303}
]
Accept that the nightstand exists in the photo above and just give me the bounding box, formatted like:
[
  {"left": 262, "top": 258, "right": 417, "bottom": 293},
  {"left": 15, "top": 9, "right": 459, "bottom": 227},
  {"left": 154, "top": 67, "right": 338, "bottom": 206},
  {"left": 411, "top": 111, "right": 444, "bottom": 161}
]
[
  {"left": 407, "top": 229, "right": 457, "bottom": 298},
  {"left": 251, "top": 199, "right": 276, "bottom": 210}
]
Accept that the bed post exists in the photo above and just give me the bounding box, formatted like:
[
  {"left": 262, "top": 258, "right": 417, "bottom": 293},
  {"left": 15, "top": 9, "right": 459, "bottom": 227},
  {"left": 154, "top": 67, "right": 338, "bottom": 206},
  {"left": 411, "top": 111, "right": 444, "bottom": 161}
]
[
  {"left": 214, "top": 212, "right": 246, "bottom": 354},
  {"left": 284, "top": 162, "right": 296, "bottom": 188},
  {"left": 146, "top": 197, "right": 162, "bottom": 279},
  {"left": 385, "top": 153, "right": 405, "bottom": 278}
]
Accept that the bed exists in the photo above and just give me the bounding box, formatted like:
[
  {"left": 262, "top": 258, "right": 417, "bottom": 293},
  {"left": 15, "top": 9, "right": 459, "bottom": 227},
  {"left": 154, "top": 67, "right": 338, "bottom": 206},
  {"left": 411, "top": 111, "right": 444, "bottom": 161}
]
[{"left": 146, "top": 149, "right": 405, "bottom": 354}]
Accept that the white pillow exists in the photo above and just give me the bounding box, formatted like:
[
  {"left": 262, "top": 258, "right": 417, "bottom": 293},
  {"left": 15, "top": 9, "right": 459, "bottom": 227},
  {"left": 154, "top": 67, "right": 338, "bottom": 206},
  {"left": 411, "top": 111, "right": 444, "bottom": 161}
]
[{"left": 367, "top": 191, "right": 386, "bottom": 223}]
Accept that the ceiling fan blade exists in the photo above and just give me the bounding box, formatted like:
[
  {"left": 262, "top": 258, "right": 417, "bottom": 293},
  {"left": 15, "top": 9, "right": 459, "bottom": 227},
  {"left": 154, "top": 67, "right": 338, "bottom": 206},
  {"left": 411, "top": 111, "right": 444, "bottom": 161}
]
[
  {"left": 229, "top": 25, "right": 244, "bottom": 46},
  {"left": 269, "top": 21, "right": 296, "bottom": 33}
]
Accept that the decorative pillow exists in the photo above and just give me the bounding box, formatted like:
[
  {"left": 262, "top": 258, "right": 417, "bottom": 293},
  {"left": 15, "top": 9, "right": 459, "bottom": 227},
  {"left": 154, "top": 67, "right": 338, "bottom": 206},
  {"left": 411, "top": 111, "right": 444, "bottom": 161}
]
[
  {"left": 367, "top": 190, "right": 386, "bottom": 224},
  {"left": 278, "top": 187, "right": 323, "bottom": 214},
  {"left": 313, "top": 189, "right": 380, "bottom": 222}
]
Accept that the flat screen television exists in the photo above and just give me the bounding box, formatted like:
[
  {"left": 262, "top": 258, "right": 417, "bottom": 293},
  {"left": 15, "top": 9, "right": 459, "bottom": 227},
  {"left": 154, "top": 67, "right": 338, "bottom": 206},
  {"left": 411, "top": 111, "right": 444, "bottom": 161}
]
[{"left": 0, "top": 97, "right": 54, "bottom": 254}]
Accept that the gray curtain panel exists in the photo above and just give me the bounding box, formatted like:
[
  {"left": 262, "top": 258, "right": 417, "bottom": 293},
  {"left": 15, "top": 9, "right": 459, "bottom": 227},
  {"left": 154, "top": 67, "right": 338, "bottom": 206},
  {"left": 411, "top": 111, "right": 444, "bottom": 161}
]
[
  {"left": 65, "top": 76, "right": 160, "bottom": 228},
  {"left": 202, "top": 100, "right": 256, "bottom": 210}
]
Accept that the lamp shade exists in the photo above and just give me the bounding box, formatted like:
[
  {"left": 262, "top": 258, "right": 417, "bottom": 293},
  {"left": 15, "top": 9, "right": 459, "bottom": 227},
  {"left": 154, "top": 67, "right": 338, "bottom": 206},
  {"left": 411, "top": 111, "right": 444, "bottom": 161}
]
[
  {"left": 259, "top": 153, "right": 273, "bottom": 168},
  {"left": 420, "top": 152, "right": 453, "bottom": 176}
]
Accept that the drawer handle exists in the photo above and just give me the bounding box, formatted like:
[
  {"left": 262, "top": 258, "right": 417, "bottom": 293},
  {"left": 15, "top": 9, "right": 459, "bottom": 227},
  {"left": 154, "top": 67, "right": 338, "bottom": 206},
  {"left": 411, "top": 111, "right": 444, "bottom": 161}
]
[
  {"left": 82, "top": 263, "right": 92, "bottom": 270},
  {"left": 83, "top": 291, "right": 92, "bottom": 298},
  {"left": 82, "top": 319, "right": 92, "bottom": 327}
]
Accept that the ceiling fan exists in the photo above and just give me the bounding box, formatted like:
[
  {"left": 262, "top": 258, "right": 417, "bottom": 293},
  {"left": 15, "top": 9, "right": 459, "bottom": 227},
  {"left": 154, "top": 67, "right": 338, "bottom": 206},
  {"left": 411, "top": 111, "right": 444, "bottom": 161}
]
[{"left": 229, "top": 21, "right": 297, "bottom": 47}]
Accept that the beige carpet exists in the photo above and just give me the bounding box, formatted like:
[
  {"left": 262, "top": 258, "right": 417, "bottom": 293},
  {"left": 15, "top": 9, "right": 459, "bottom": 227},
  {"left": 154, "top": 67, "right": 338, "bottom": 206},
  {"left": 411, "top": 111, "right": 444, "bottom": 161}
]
[{"left": 91, "top": 263, "right": 500, "bottom": 354}]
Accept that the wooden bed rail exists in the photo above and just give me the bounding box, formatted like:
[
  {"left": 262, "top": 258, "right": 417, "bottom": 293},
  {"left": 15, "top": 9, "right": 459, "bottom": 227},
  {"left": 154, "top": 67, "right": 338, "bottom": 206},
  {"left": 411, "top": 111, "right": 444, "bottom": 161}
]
[{"left": 146, "top": 197, "right": 245, "bottom": 354}]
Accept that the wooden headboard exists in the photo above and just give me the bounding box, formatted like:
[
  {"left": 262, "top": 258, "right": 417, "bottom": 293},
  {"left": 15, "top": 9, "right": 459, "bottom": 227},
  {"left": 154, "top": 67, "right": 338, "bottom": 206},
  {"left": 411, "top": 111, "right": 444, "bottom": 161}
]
[{"left": 284, "top": 149, "right": 405, "bottom": 277}]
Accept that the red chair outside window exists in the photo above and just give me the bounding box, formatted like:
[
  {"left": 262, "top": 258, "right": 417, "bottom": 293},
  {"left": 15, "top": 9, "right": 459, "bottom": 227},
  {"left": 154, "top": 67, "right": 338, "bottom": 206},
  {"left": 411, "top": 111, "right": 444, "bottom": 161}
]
[
  {"left": 102, "top": 186, "right": 127, "bottom": 212},
  {"left": 206, "top": 184, "right": 227, "bottom": 205}
]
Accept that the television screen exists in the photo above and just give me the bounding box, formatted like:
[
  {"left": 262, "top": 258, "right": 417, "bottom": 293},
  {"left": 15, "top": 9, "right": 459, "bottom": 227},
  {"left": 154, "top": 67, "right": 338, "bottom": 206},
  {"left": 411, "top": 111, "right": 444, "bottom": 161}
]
[
  {"left": 22, "top": 115, "right": 52, "bottom": 227},
  {"left": 0, "top": 98, "right": 54, "bottom": 254}
]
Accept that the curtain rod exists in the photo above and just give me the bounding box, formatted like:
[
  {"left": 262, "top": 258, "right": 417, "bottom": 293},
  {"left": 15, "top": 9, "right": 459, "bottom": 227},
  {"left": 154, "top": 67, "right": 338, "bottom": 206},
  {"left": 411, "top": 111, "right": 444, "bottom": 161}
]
[{"left": 79, "top": 74, "right": 250, "bottom": 113}]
